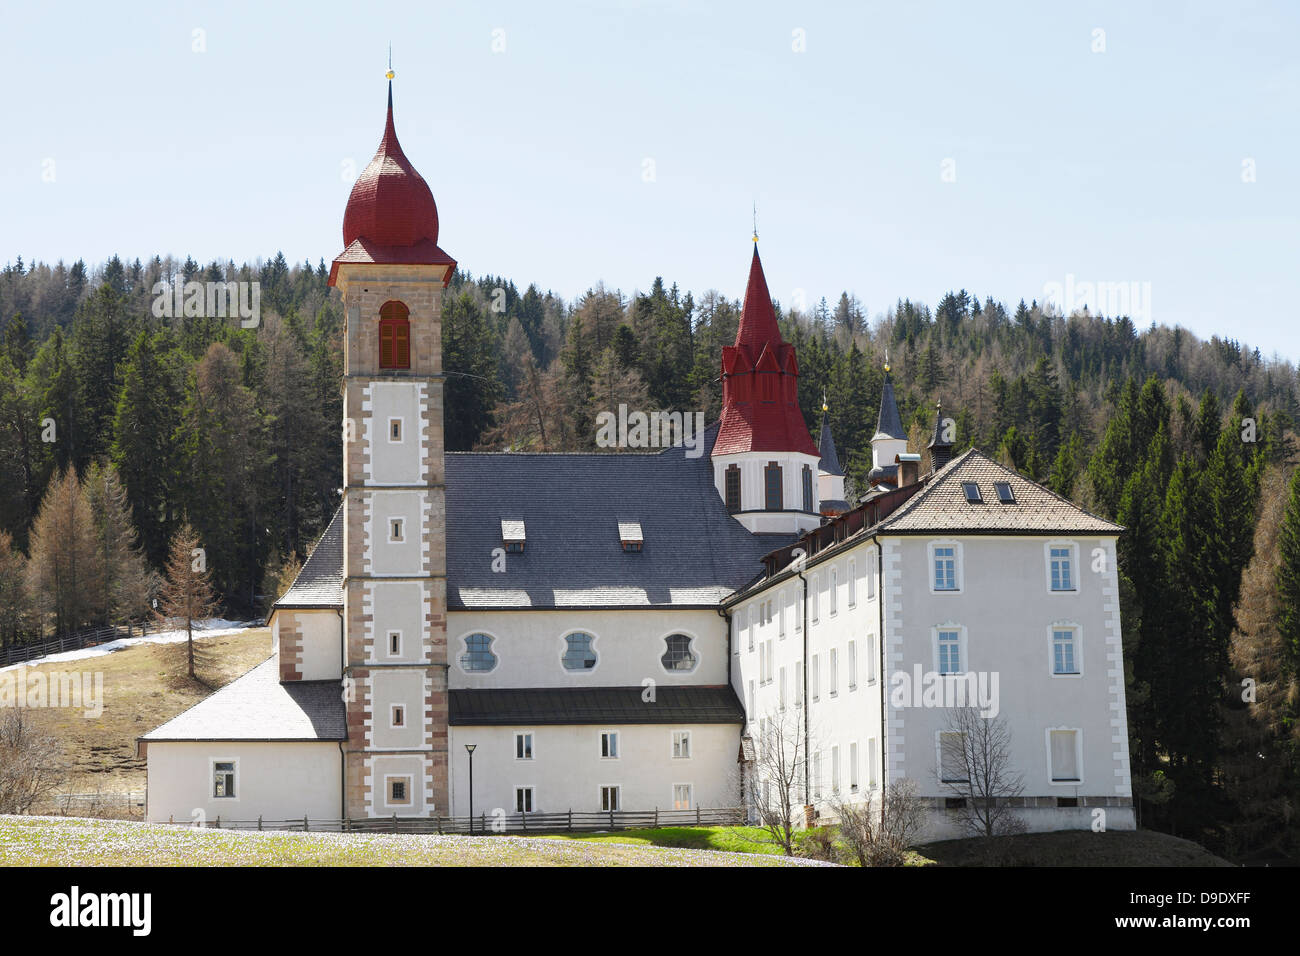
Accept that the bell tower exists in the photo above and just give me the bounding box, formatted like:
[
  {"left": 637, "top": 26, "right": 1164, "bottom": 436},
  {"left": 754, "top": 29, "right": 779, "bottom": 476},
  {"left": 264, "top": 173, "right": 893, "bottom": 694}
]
[{"left": 329, "top": 78, "right": 456, "bottom": 819}]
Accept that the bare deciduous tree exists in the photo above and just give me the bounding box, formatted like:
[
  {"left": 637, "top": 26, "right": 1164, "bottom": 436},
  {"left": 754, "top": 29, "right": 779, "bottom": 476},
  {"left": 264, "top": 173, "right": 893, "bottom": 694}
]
[
  {"left": 0, "top": 708, "right": 67, "bottom": 814},
  {"left": 744, "top": 707, "right": 810, "bottom": 856},
  {"left": 834, "top": 778, "right": 928, "bottom": 866},
  {"left": 154, "top": 522, "right": 219, "bottom": 679},
  {"left": 940, "top": 706, "right": 1026, "bottom": 844}
]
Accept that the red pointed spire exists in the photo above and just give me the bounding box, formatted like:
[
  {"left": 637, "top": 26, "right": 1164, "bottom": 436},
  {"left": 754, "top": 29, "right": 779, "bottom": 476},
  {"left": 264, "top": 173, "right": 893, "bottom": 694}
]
[
  {"left": 735, "top": 245, "right": 783, "bottom": 348},
  {"left": 713, "top": 244, "right": 819, "bottom": 458}
]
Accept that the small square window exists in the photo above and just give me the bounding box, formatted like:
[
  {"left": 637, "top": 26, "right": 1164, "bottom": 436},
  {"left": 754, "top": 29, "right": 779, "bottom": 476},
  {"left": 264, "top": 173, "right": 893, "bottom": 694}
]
[
  {"left": 391, "top": 705, "right": 405, "bottom": 728},
  {"left": 600, "top": 786, "right": 620, "bottom": 811},
  {"left": 962, "top": 482, "right": 983, "bottom": 503},
  {"left": 389, "top": 418, "right": 402, "bottom": 442},
  {"left": 390, "top": 779, "right": 407, "bottom": 803},
  {"left": 515, "top": 787, "right": 534, "bottom": 813},
  {"left": 212, "top": 761, "right": 236, "bottom": 799},
  {"left": 994, "top": 481, "right": 1015, "bottom": 503}
]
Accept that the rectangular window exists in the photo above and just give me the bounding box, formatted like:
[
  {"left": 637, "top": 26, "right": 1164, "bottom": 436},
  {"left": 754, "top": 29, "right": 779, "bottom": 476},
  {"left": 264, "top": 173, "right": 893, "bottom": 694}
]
[
  {"left": 867, "top": 634, "right": 877, "bottom": 684},
  {"left": 390, "top": 704, "right": 405, "bottom": 728},
  {"left": 1050, "top": 730, "right": 1081, "bottom": 782},
  {"left": 765, "top": 462, "right": 783, "bottom": 510},
  {"left": 389, "top": 517, "right": 405, "bottom": 543},
  {"left": 848, "top": 559, "right": 857, "bottom": 607},
  {"left": 829, "top": 648, "right": 839, "bottom": 696},
  {"left": 725, "top": 466, "right": 741, "bottom": 513},
  {"left": 600, "top": 785, "right": 620, "bottom": 811},
  {"left": 847, "top": 641, "right": 857, "bottom": 691},
  {"left": 813, "top": 751, "right": 822, "bottom": 798},
  {"left": 388, "top": 630, "right": 401, "bottom": 657},
  {"left": 937, "top": 629, "right": 961, "bottom": 675},
  {"left": 388, "top": 418, "right": 402, "bottom": 442},
  {"left": 802, "top": 465, "right": 813, "bottom": 513},
  {"left": 779, "top": 666, "right": 787, "bottom": 710},
  {"left": 795, "top": 589, "right": 803, "bottom": 631},
  {"left": 600, "top": 731, "right": 619, "bottom": 759},
  {"left": 515, "top": 787, "right": 534, "bottom": 813},
  {"left": 829, "top": 568, "right": 839, "bottom": 615},
  {"left": 868, "top": 739, "right": 878, "bottom": 788},
  {"left": 811, "top": 654, "right": 820, "bottom": 701},
  {"left": 940, "top": 732, "right": 968, "bottom": 783},
  {"left": 748, "top": 679, "right": 755, "bottom": 718},
  {"left": 515, "top": 732, "right": 533, "bottom": 760},
  {"left": 673, "top": 784, "right": 692, "bottom": 810},
  {"left": 748, "top": 607, "right": 754, "bottom": 652},
  {"left": 811, "top": 575, "right": 820, "bottom": 623},
  {"left": 765, "top": 640, "right": 774, "bottom": 685},
  {"left": 779, "top": 590, "right": 786, "bottom": 638},
  {"left": 794, "top": 662, "right": 803, "bottom": 705},
  {"left": 995, "top": 480, "right": 1015, "bottom": 503},
  {"left": 962, "top": 481, "right": 983, "bottom": 503},
  {"left": 849, "top": 742, "right": 859, "bottom": 791},
  {"left": 868, "top": 553, "right": 876, "bottom": 600},
  {"left": 1050, "top": 547, "right": 1074, "bottom": 591},
  {"left": 389, "top": 777, "right": 409, "bottom": 804},
  {"left": 212, "top": 761, "right": 236, "bottom": 799},
  {"left": 832, "top": 745, "right": 841, "bottom": 793},
  {"left": 1053, "top": 628, "right": 1079, "bottom": 675},
  {"left": 673, "top": 731, "right": 691, "bottom": 759},
  {"left": 933, "top": 546, "right": 957, "bottom": 591}
]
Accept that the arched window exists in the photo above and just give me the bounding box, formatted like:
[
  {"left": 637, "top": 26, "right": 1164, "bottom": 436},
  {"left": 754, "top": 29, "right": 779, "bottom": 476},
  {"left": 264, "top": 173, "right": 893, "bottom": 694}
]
[
  {"left": 661, "top": 634, "right": 697, "bottom": 672},
  {"left": 379, "top": 300, "right": 410, "bottom": 369},
  {"left": 460, "top": 633, "right": 497, "bottom": 672},
  {"left": 562, "top": 632, "right": 597, "bottom": 670},
  {"left": 765, "top": 462, "right": 783, "bottom": 510}
]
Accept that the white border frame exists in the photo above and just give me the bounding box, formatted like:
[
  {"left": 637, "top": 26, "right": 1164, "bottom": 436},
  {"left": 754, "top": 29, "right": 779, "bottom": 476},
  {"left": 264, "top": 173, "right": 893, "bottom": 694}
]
[
  {"left": 931, "top": 623, "right": 968, "bottom": 676},
  {"left": 671, "top": 729, "right": 692, "bottom": 760},
  {"left": 514, "top": 785, "right": 536, "bottom": 814},
  {"left": 514, "top": 730, "right": 535, "bottom": 761},
  {"left": 1048, "top": 622, "right": 1083, "bottom": 678},
  {"left": 456, "top": 630, "right": 500, "bottom": 674},
  {"left": 935, "top": 730, "right": 969, "bottom": 785},
  {"left": 387, "top": 515, "right": 405, "bottom": 544},
  {"left": 559, "top": 629, "right": 602, "bottom": 676},
  {"left": 599, "top": 784, "right": 621, "bottom": 812},
  {"left": 1046, "top": 726, "right": 1084, "bottom": 786},
  {"left": 387, "top": 416, "right": 404, "bottom": 444},
  {"left": 671, "top": 782, "right": 694, "bottom": 811},
  {"left": 659, "top": 629, "right": 702, "bottom": 675},
  {"left": 599, "top": 729, "right": 620, "bottom": 760},
  {"left": 383, "top": 772, "right": 414, "bottom": 809},
  {"left": 209, "top": 756, "right": 239, "bottom": 802}
]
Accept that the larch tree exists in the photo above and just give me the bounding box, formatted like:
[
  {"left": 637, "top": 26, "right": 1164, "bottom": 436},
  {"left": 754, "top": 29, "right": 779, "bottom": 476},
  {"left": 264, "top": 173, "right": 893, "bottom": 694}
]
[
  {"left": 84, "top": 460, "right": 154, "bottom": 624},
  {"left": 25, "top": 467, "right": 100, "bottom": 636},
  {"left": 155, "top": 522, "right": 219, "bottom": 679}
]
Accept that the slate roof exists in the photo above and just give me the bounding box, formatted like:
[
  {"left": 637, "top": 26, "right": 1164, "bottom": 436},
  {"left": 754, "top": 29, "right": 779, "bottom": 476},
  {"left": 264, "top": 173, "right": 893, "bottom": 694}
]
[
  {"left": 449, "top": 685, "right": 745, "bottom": 725},
  {"left": 274, "top": 507, "right": 344, "bottom": 609},
  {"left": 445, "top": 424, "right": 780, "bottom": 609},
  {"left": 878, "top": 448, "right": 1124, "bottom": 534},
  {"left": 817, "top": 409, "right": 843, "bottom": 476},
  {"left": 874, "top": 374, "right": 907, "bottom": 441},
  {"left": 140, "top": 656, "right": 347, "bottom": 741}
]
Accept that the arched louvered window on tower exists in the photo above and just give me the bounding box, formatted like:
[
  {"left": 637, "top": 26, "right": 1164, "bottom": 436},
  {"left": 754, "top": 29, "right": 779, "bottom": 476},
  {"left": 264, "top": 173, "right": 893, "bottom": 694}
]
[
  {"left": 379, "top": 300, "right": 411, "bottom": 369},
  {"left": 765, "top": 462, "right": 783, "bottom": 510}
]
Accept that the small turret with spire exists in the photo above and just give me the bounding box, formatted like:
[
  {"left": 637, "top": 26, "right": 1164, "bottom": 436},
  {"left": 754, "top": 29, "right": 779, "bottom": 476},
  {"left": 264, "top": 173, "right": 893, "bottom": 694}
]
[
  {"left": 928, "top": 401, "right": 954, "bottom": 472},
  {"left": 868, "top": 355, "right": 908, "bottom": 489},
  {"left": 817, "top": 391, "right": 849, "bottom": 515}
]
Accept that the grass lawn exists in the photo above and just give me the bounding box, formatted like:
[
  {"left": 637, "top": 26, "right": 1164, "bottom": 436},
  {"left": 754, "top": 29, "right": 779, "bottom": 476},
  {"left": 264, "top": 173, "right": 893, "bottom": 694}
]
[
  {"left": 10, "top": 628, "right": 272, "bottom": 804},
  {"left": 541, "top": 825, "right": 793, "bottom": 856},
  {"left": 0, "top": 816, "right": 831, "bottom": 867}
]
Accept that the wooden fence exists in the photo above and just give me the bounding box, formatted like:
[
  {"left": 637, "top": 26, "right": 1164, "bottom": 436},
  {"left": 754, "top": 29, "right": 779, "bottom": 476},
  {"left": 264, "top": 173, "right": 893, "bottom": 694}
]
[
  {"left": 177, "top": 806, "right": 745, "bottom": 835},
  {"left": 0, "top": 623, "right": 152, "bottom": 669}
]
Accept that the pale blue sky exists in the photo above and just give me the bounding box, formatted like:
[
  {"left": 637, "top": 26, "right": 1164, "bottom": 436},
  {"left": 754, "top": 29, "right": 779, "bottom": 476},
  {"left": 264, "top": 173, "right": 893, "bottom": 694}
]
[{"left": 2, "top": 1, "right": 1297, "bottom": 358}]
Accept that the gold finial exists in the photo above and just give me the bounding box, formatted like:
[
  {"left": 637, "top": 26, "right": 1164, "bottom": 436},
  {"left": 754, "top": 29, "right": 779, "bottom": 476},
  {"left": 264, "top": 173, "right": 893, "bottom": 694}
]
[
  {"left": 822, "top": 388, "right": 828, "bottom": 413},
  {"left": 884, "top": 346, "right": 891, "bottom": 374},
  {"left": 752, "top": 202, "right": 758, "bottom": 242},
  {"left": 386, "top": 44, "right": 395, "bottom": 80}
]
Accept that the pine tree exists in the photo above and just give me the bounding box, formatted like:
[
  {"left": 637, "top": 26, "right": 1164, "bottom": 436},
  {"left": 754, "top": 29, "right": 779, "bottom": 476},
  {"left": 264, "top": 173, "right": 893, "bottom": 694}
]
[
  {"left": 84, "top": 461, "right": 154, "bottom": 624},
  {"left": 1278, "top": 467, "right": 1300, "bottom": 677}
]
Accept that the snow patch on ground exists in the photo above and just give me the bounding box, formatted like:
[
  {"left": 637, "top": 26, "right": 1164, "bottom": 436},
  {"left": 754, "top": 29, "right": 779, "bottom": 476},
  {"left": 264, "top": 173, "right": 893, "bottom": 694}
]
[{"left": 0, "top": 619, "right": 259, "bottom": 673}]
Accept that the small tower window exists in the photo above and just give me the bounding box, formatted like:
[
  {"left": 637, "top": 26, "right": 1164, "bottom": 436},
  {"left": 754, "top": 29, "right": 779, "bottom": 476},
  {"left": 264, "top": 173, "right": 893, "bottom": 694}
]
[
  {"left": 725, "top": 465, "right": 742, "bottom": 513},
  {"left": 388, "top": 517, "right": 405, "bottom": 542},
  {"left": 379, "top": 301, "right": 411, "bottom": 369},
  {"left": 802, "top": 465, "right": 813, "bottom": 512},
  {"left": 765, "top": 462, "right": 783, "bottom": 510}
]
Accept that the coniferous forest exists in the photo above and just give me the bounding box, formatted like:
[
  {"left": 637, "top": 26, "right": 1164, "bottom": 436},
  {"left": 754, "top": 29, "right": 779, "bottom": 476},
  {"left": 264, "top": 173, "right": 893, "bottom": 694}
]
[{"left": 0, "top": 252, "right": 1297, "bottom": 861}]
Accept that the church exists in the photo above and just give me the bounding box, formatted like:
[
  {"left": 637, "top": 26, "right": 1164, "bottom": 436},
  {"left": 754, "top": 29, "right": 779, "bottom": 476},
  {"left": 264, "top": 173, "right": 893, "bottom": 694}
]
[{"left": 139, "top": 84, "right": 1135, "bottom": 840}]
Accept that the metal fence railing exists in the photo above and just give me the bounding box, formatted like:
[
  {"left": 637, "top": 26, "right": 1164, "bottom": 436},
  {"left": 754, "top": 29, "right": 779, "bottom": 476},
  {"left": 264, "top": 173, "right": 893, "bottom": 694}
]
[
  {"left": 0, "top": 623, "right": 153, "bottom": 669},
  {"left": 171, "top": 806, "right": 746, "bottom": 835}
]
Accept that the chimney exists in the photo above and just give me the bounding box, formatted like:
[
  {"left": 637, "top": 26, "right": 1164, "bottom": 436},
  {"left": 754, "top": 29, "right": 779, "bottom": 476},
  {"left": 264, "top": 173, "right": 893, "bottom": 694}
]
[{"left": 896, "top": 453, "right": 921, "bottom": 488}]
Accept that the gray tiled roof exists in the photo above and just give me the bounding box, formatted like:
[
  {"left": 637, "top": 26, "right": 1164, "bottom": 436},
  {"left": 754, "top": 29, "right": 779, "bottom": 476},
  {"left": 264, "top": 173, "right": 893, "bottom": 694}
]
[
  {"left": 445, "top": 424, "right": 780, "bottom": 609},
  {"left": 275, "top": 507, "right": 344, "bottom": 609},
  {"left": 140, "top": 656, "right": 346, "bottom": 741},
  {"left": 874, "top": 375, "right": 906, "bottom": 440},
  {"left": 818, "top": 409, "right": 843, "bottom": 476},
  {"left": 878, "top": 449, "right": 1124, "bottom": 534},
  {"left": 449, "top": 685, "right": 745, "bottom": 725}
]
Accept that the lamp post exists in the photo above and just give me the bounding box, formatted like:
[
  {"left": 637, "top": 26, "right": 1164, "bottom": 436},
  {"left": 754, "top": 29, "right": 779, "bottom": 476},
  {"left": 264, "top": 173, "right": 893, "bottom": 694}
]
[{"left": 465, "top": 743, "right": 477, "bottom": 833}]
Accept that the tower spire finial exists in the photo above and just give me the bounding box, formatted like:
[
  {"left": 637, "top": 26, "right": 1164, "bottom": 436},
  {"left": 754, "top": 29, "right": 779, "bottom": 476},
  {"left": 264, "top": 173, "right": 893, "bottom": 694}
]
[
  {"left": 386, "top": 44, "right": 395, "bottom": 81},
  {"left": 884, "top": 346, "right": 891, "bottom": 374},
  {"left": 752, "top": 202, "right": 758, "bottom": 243},
  {"left": 822, "top": 387, "right": 828, "bottom": 413}
]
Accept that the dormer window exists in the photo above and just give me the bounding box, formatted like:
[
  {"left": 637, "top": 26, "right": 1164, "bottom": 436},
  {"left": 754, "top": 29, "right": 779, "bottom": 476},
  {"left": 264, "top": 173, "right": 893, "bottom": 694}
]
[
  {"left": 501, "top": 518, "right": 525, "bottom": 554},
  {"left": 962, "top": 482, "right": 983, "bottom": 503},
  {"left": 618, "top": 521, "right": 643, "bottom": 552},
  {"left": 378, "top": 301, "right": 411, "bottom": 370},
  {"left": 994, "top": 481, "right": 1015, "bottom": 503}
]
